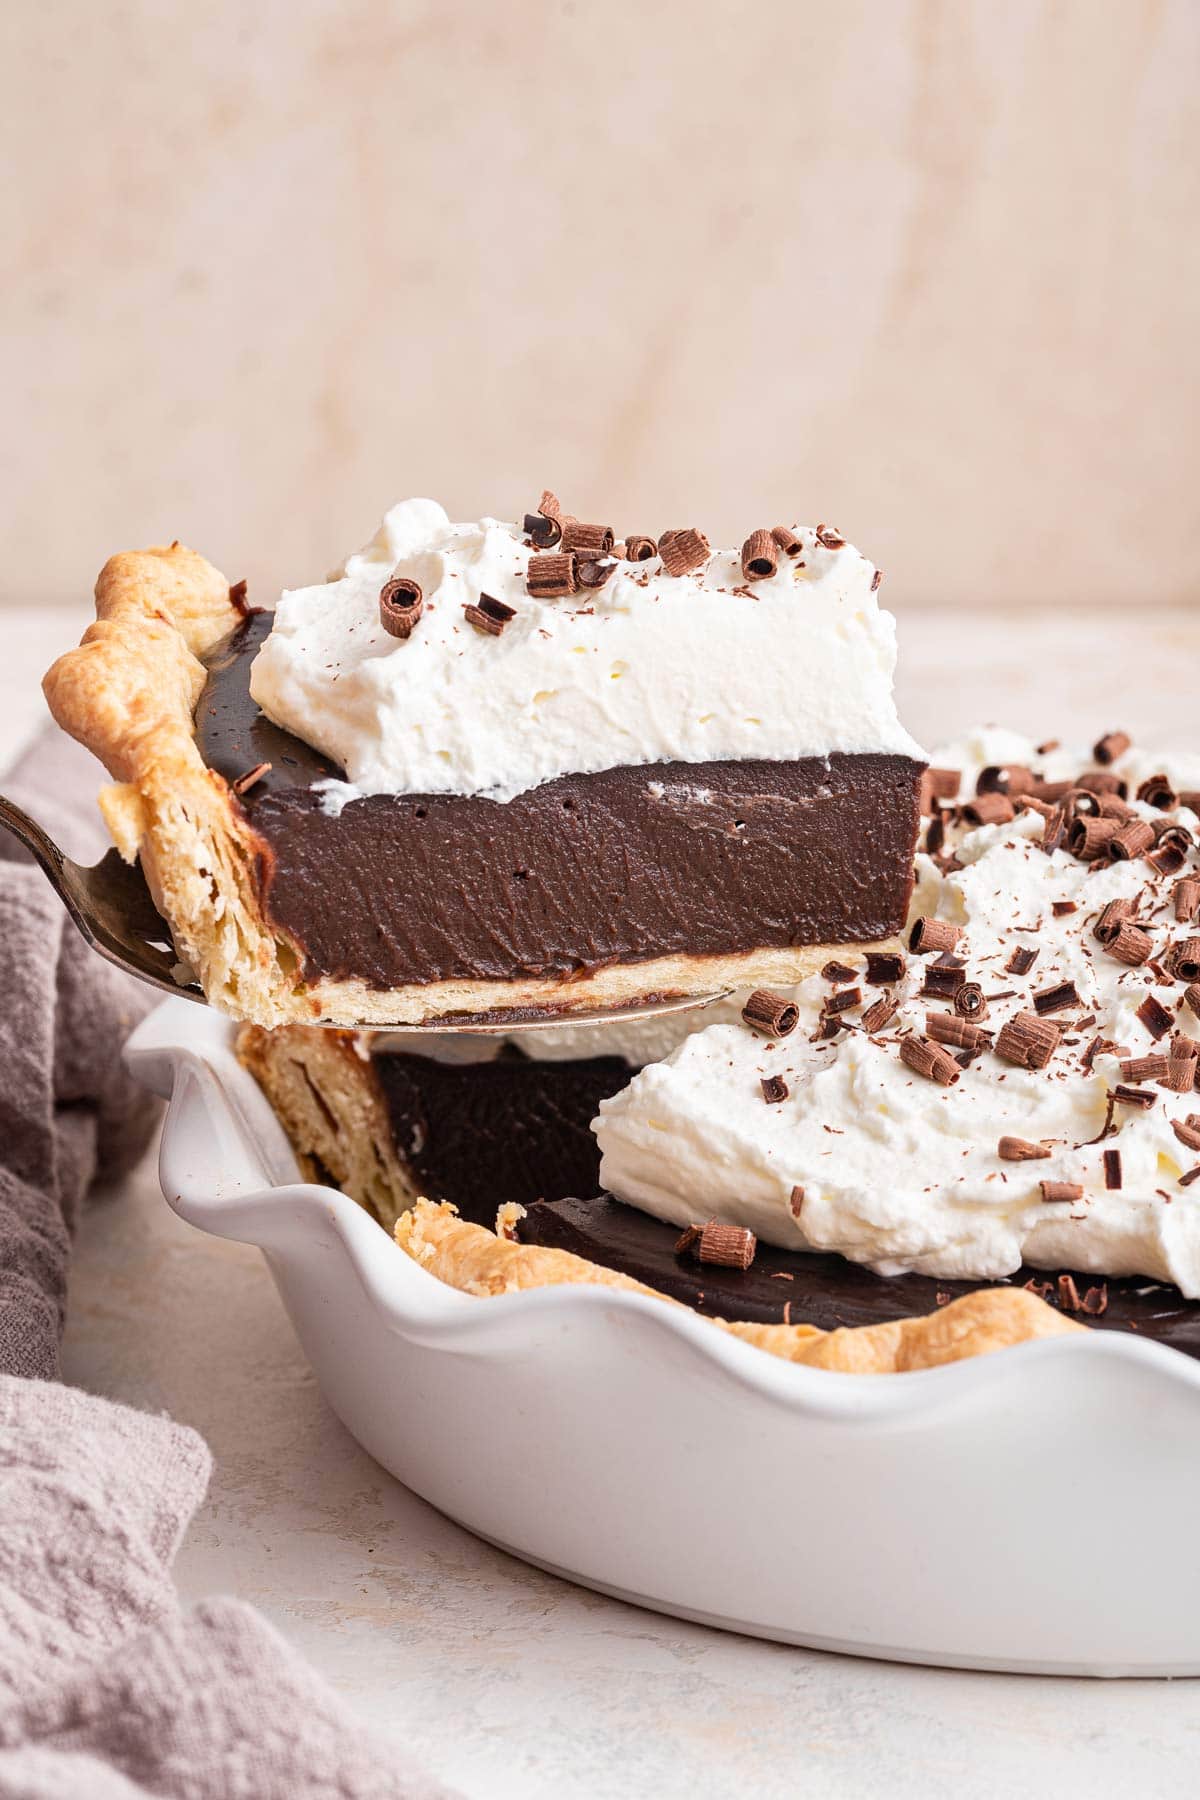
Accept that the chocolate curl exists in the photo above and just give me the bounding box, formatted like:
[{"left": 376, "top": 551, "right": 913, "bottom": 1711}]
[
  {"left": 1136, "top": 994, "right": 1174, "bottom": 1039},
  {"left": 1104, "top": 1148, "right": 1123, "bottom": 1190},
  {"left": 1096, "top": 794, "right": 1135, "bottom": 821},
  {"left": 1040, "top": 806, "right": 1067, "bottom": 854},
  {"left": 976, "top": 764, "right": 1036, "bottom": 798},
  {"left": 954, "top": 983, "right": 988, "bottom": 1021},
  {"left": 1183, "top": 984, "right": 1200, "bottom": 1020},
  {"left": 1120, "top": 1055, "right": 1170, "bottom": 1083},
  {"left": 623, "top": 534, "right": 657, "bottom": 562},
  {"left": 379, "top": 574, "right": 424, "bottom": 639},
  {"left": 1093, "top": 898, "right": 1133, "bottom": 946},
  {"left": 771, "top": 525, "right": 803, "bottom": 558},
  {"left": 742, "top": 989, "right": 799, "bottom": 1037},
  {"left": 1172, "top": 1119, "right": 1200, "bottom": 1153},
  {"left": 998, "top": 1136, "right": 1052, "bottom": 1162},
  {"left": 698, "top": 1221, "right": 757, "bottom": 1270},
  {"left": 909, "top": 916, "right": 963, "bottom": 955},
  {"left": 577, "top": 560, "right": 617, "bottom": 590},
  {"left": 1112, "top": 1084, "right": 1158, "bottom": 1110},
  {"left": 865, "top": 950, "right": 906, "bottom": 985},
  {"left": 739, "top": 529, "right": 779, "bottom": 582},
  {"left": 995, "top": 1010, "right": 1062, "bottom": 1070},
  {"left": 1170, "top": 937, "right": 1200, "bottom": 982},
  {"left": 814, "top": 523, "right": 845, "bottom": 549},
  {"left": 1032, "top": 980, "right": 1079, "bottom": 1016},
  {"left": 1006, "top": 945, "right": 1039, "bottom": 975},
  {"left": 1028, "top": 778, "right": 1073, "bottom": 802},
  {"left": 899, "top": 1034, "right": 961, "bottom": 1085},
  {"left": 1075, "top": 770, "right": 1128, "bottom": 799},
  {"left": 861, "top": 996, "right": 897, "bottom": 1034},
  {"left": 1106, "top": 920, "right": 1153, "bottom": 967},
  {"left": 231, "top": 761, "right": 271, "bottom": 796},
  {"left": 463, "top": 594, "right": 517, "bottom": 637},
  {"left": 919, "top": 769, "right": 961, "bottom": 815},
  {"left": 657, "top": 528, "right": 711, "bottom": 576},
  {"left": 1148, "top": 839, "right": 1188, "bottom": 878},
  {"left": 526, "top": 553, "right": 577, "bottom": 598},
  {"left": 924, "top": 1012, "right": 989, "bottom": 1051},
  {"left": 1110, "top": 819, "right": 1156, "bottom": 861},
  {"left": 1175, "top": 880, "right": 1200, "bottom": 924},
  {"left": 524, "top": 511, "right": 563, "bottom": 549},
  {"left": 560, "top": 519, "right": 614, "bottom": 559},
  {"left": 538, "top": 489, "right": 563, "bottom": 518},
  {"left": 1093, "top": 731, "right": 1132, "bottom": 765},
  {"left": 1179, "top": 792, "right": 1200, "bottom": 814},
  {"left": 1137, "top": 772, "right": 1178, "bottom": 810},
  {"left": 961, "top": 793, "right": 1016, "bottom": 827},
  {"left": 760, "top": 1074, "right": 790, "bottom": 1104},
  {"left": 1040, "top": 1181, "right": 1083, "bottom": 1205},
  {"left": 1068, "top": 815, "right": 1118, "bottom": 861},
  {"left": 1162, "top": 1039, "right": 1198, "bottom": 1092},
  {"left": 921, "top": 964, "right": 966, "bottom": 1001}
]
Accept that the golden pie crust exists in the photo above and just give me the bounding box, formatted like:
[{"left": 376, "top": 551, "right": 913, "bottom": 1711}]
[
  {"left": 43, "top": 544, "right": 904, "bottom": 1028},
  {"left": 395, "top": 1199, "right": 1084, "bottom": 1373}
]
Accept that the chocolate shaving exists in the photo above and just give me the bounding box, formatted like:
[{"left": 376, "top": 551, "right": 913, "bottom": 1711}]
[
  {"left": 814, "top": 523, "right": 845, "bottom": 549},
  {"left": 920, "top": 769, "right": 960, "bottom": 814},
  {"left": 576, "top": 559, "right": 617, "bottom": 590},
  {"left": 995, "top": 1011, "right": 1061, "bottom": 1070},
  {"left": 1136, "top": 994, "right": 1175, "bottom": 1039},
  {"left": 1103, "top": 1148, "right": 1122, "bottom": 1189},
  {"left": 526, "top": 553, "right": 577, "bottom": 598},
  {"left": 622, "top": 534, "right": 657, "bottom": 562},
  {"left": 673, "top": 1224, "right": 702, "bottom": 1256},
  {"left": 231, "top": 762, "right": 271, "bottom": 796},
  {"left": 538, "top": 490, "right": 562, "bottom": 519},
  {"left": 1169, "top": 937, "right": 1200, "bottom": 982},
  {"left": 861, "top": 996, "right": 898, "bottom": 1034},
  {"left": 1006, "top": 945, "right": 1039, "bottom": 976},
  {"left": 1040, "top": 806, "right": 1067, "bottom": 854},
  {"left": 1106, "top": 920, "right": 1153, "bottom": 966},
  {"left": 1110, "top": 819, "right": 1156, "bottom": 861},
  {"left": 1040, "top": 1181, "right": 1083, "bottom": 1204},
  {"left": 740, "top": 529, "right": 779, "bottom": 582},
  {"left": 821, "top": 961, "right": 858, "bottom": 983},
  {"left": 1147, "top": 840, "right": 1188, "bottom": 878},
  {"left": 657, "top": 528, "right": 710, "bottom": 576},
  {"left": 463, "top": 593, "right": 517, "bottom": 637},
  {"left": 1082, "top": 1283, "right": 1109, "bottom": 1315},
  {"left": 1096, "top": 793, "right": 1135, "bottom": 821},
  {"left": 697, "top": 1221, "right": 757, "bottom": 1270},
  {"left": 1033, "top": 980, "right": 1079, "bottom": 1016},
  {"left": 560, "top": 519, "right": 614, "bottom": 559},
  {"left": 228, "top": 579, "right": 251, "bottom": 617},
  {"left": 1137, "top": 772, "right": 1178, "bottom": 810},
  {"left": 1173, "top": 1119, "right": 1200, "bottom": 1152},
  {"left": 961, "top": 792, "right": 1016, "bottom": 827},
  {"left": 998, "top": 1136, "right": 1052, "bottom": 1161},
  {"left": 1051, "top": 900, "right": 1078, "bottom": 917},
  {"left": 865, "top": 950, "right": 905, "bottom": 985},
  {"left": 379, "top": 574, "right": 424, "bottom": 639},
  {"left": 1112, "top": 1084, "right": 1157, "bottom": 1109},
  {"left": 524, "top": 511, "right": 563, "bottom": 549},
  {"left": 954, "top": 983, "right": 988, "bottom": 1020},
  {"left": 909, "top": 916, "right": 963, "bottom": 955},
  {"left": 771, "top": 526, "right": 803, "bottom": 558},
  {"left": 1057, "top": 1274, "right": 1083, "bottom": 1311},
  {"left": 760, "top": 1075, "right": 789, "bottom": 1105},
  {"left": 742, "top": 989, "right": 799, "bottom": 1037},
  {"left": 1093, "top": 731, "right": 1131, "bottom": 765},
  {"left": 1179, "top": 792, "right": 1200, "bottom": 814},
  {"left": 976, "top": 764, "right": 1036, "bottom": 798},
  {"left": 1075, "top": 770, "right": 1127, "bottom": 799},
  {"left": 1183, "top": 984, "right": 1200, "bottom": 1020},
  {"left": 899, "top": 1034, "right": 961, "bottom": 1085},
  {"left": 789, "top": 1185, "right": 805, "bottom": 1216},
  {"left": 1182, "top": 1167, "right": 1200, "bottom": 1187},
  {"left": 1025, "top": 1278, "right": 1056, "bottom": 1303},
  {"left": 823, "top": 986, "right": 862, "bottom": 1015},
  {"left": 1161, "top": 1044, "right": 1198, "bottom": 1091},
  {"left": 1174, "top": 879, "right": 1200, "bottom": 923},
  {"left": 925, "top": 1012, "right": 989, "bottom": 1051}
]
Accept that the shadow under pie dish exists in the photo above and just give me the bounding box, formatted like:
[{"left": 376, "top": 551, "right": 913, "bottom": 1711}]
[{"left": 42, "top": 497, "right": 924, "bottom": 1027}]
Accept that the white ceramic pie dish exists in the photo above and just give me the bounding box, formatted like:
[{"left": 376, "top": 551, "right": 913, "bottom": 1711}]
[{"left": 127, "top": 997, "right": 1200, "bottom": 1676}]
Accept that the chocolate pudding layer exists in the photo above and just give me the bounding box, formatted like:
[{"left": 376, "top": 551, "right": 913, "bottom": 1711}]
[
  {"left": 516, "top": 1194, "right": 1200, "bottom": 1355},
  {"left": 374, "top": 1050, "right": 628, "bottom": 1223},
  {"left": 196, "top": 615, "right": 923, "bottom": 990}
]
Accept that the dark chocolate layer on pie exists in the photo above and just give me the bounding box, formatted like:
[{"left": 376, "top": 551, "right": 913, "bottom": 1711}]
[
  {"left": 516, "top": 1193, "right": 1200, "bottom": 1356},
  {"left": 374, "top": 1049, "right": 628, "bottom": 1222},
  {"left": 196, "top": 615, "right": 924, "bottom": 989}
]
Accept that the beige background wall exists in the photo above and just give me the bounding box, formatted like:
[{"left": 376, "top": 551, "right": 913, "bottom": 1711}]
[{"left": 3, "top": 0, "right": 1198, "bottom": 612}]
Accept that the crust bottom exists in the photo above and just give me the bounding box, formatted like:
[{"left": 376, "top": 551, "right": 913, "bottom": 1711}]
[{"left": 394, "top": 1200, "right": 1084, "bottom": 1372}]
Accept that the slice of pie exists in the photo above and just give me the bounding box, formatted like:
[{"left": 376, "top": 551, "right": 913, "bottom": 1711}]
[{"left": 43, "top": 497, "right": 925, "bottom": 1027}]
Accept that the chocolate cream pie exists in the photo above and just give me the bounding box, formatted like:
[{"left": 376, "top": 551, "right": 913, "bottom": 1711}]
[
  {"left": 43, "top": 496, "right": 924, "bottom": 1027},
  {"left": 241, "top": 729, "right": 1200, "bottom": 1367}
]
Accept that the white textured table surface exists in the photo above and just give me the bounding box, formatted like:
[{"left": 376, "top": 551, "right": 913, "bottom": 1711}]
[{"left": 7, "top": 603, "right": 1200, "bottom": 1798}]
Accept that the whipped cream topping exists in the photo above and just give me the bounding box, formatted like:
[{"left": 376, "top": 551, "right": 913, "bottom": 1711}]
[
  {"left": 596, "top": 729, "right": 1200, "bottom": 1296},
  {"left": 248, "top": 499, "right": 923, "bottom": 804}
]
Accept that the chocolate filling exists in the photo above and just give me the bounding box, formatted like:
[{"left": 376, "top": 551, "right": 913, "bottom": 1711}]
[
  {"left": 374, "top": 1049, "right": 629, "bottom": 1221},
  {"left": 516, "top": 1194, "right": 1200, "bottom": 1357},
  {"left": 197, "top": 616, "right": 923, "bottom": 990}
]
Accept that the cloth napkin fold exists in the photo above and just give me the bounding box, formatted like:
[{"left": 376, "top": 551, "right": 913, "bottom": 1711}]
[{"left": 0, "top": 726, "right": 451, "bottom": 1799}]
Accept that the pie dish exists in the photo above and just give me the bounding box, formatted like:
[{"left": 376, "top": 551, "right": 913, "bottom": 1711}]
[
  {"left": 128, "top": 995, "right": 1200, "bottom": 1673},
  {"left": 42, "top": 499, "right": 924, "bottom": 1027}
]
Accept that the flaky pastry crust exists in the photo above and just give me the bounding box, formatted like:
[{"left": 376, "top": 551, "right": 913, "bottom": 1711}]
[
  {"left": 44, "top": 545, "right": 903, "bottom": 1026},
  {"left": 395, "top": 1200, "right": 1084, "bottom": 1373}
]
